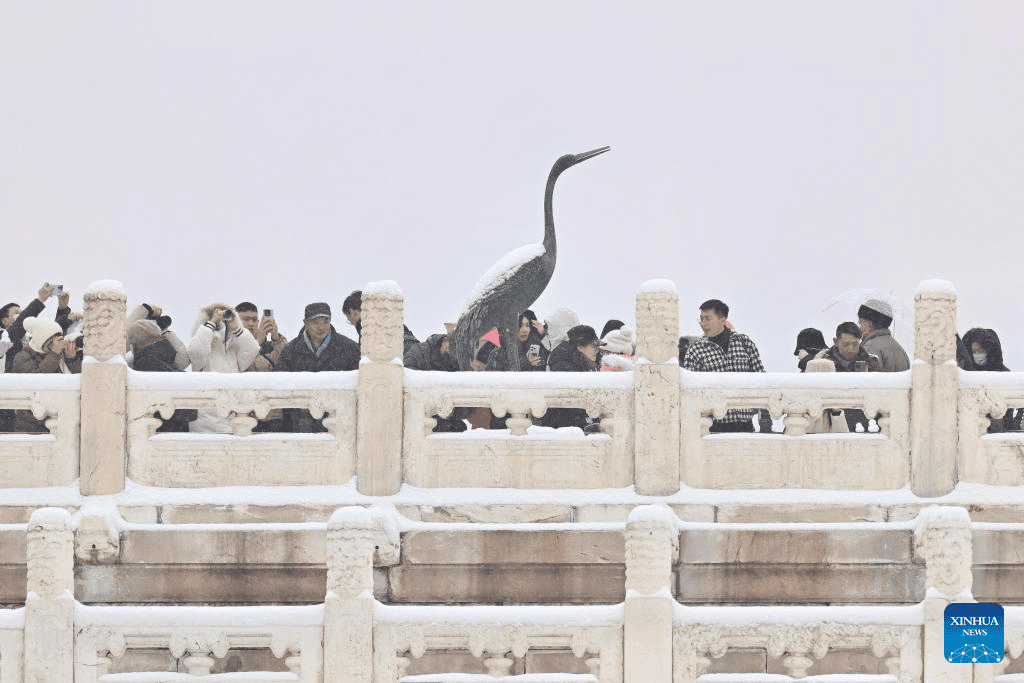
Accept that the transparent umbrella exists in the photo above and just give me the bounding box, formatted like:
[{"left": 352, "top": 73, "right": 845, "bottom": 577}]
[{"left": 822, "top": 288, "right": 909, "bottom": 321}]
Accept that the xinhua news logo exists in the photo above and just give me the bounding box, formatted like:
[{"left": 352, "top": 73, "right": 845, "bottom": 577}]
[{"left": 945, "top": 602, "right": 1004, "bottom": 664}]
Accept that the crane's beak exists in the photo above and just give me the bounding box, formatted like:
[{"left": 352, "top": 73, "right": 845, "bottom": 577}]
[{"left": 573, "top": 146, "right": 611, "bottom": 164}]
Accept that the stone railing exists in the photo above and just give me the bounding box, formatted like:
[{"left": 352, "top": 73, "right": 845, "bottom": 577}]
[
  {"left": 403, "top": 370, "right": 634, "bottom": 488},
  {"left": 74, "top": 604, "right": 324, "bottom": 682},
  {"left": 9, "top": 277, "right": 1024, "bottom": 497},
  {"left": 0, "top": 373, "right": 80, "bottom": 488},
  {"left": 2, "top": 505, "right": 1023, "bottom": 682},
  {"left": 126, "top": 369, "right": 358, "bottom": 487},
  {"left": 681, "top": 371, "right": 911, "bottom": 489},
  {"left": 958, "top": 371, "right": 1024, "bottom": 487}
]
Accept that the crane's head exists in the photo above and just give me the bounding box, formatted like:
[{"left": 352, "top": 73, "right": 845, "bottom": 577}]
[{"left": 552, "top": 145, "right": 611, "bottom": 175}]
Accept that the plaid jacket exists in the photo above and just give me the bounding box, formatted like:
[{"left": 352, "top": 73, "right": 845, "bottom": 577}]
[{"left": 683, "top": 332, "right": 765, "bottom": 423}]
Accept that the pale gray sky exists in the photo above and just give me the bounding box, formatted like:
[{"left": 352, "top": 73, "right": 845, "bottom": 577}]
[{"left": 3, "top": 2, "right": 1023, "bottom": 370}]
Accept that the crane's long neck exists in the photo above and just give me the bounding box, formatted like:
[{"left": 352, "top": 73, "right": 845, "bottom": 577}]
[{"left": 543, "top": 164, "right": 564, "bottom": 260}]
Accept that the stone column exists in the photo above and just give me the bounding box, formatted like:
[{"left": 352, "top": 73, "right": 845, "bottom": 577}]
[
  {"left": 25, "top": 508, "right": 76, "bottom": 683},
  {"left": 624, "top": 505, "right": 677, "bottom": 683},
  {"left": 911, "top": 280, "right": 958, "bottom": 497},
  {"left": 914, "top": 505, "right": 973, "bottom": 683},
  {"left": 324, "top": 507, "right": 376, "bottom": 683},
  {"left": 356, "top": 281, "right": 405, "bottom": 495},
  {"left": 634, "top": 280, "right": 681, "bottom": 495},
  {"left": 81, "top": 280, "right": 128, "bottom": 495}
]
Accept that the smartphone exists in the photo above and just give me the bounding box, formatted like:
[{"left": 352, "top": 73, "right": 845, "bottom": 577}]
[
  {"left": 854, "top": 360, "right": 867, "bottom": 372},
  {"left": 56, "top": 284, "right": 64, "bottom": 295},
  {"left": 263, "top": 309, "right": 273, "bottom": 319}
]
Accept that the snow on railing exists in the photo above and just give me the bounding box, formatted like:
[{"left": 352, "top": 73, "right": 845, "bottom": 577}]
[
  {"left": 680, "top": 372, "right": 911, "bottom": 490},
  {"left": 672, "top": 606, "right": 923, "bottom": 683},
  {"left": 0, "top": 373, "right": 80, "bottom": 487},
  {"left": 402, "top": 370, "right": 634, "bottom": 489},
  {"left": 73, "top": 604, "right": 324, "bottom": 683},
  {"left": 957, "top": 372, "right": 1024, "bottom": 487},
  {"left": 374, "top": 604, "right": 622, "bottom": 683},
  {"left": 125, "top": 369, "right": 358, "bottom": 487}
]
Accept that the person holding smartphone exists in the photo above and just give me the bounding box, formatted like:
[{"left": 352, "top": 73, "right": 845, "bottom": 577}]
[
  {"left": 484, "top": 310, "right": 549, "bottom": 373},
  {"left": 805, "top": 321, "right": 883, "bottom": 432},
  {"left": 235, "top": 302, "right": 287, "bottom": 372}
]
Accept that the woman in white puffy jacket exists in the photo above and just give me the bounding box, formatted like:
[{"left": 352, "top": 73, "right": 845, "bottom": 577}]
[{"left": 188, "top": 302, "right": 260, "bottom": 433}]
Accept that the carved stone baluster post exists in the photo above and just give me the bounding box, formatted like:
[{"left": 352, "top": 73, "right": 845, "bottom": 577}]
[
  {"left": 25, "top": 508, "right": 76, "bottom": 683},
  {"left": 356, "top": 281, "right": 405, "bottom": 495},
  {"left": 914, "top": 505, "right": 973, "bottom": 683},
  {"left": 325, "top": 507, "right": 376, "bottom": 683},
  {"left": 911, "top": 280, "right": 958, "bottom": 497},
  {"left": 635, "top": 280, "right": 681, "bottom": 495},
  {"left": 81, "top": 280, "right": 128, "bottom": 495},
  {"left": 624, "top": 505, "right": 678, "bottom": 683}
]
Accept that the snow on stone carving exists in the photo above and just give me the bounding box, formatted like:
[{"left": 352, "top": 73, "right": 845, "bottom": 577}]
[
  {"left": 625, "top": 505, "right": 677, "bottom": 594},
  {"left": 363, "top": 281, "right": 405, "bottom": 364},
  {"left": 914, "top": 280, "right": 956, "bottom": 365},
  {"left": 327, "top": 506, "right": 375, "bottom": 598},
  {"left": 28, "top": 507, "right": 74, "bottom": 599},
  {"left": 636, "top": 281, "right": 679, "bottom": 363},
  {"left": 914, "top": 505, "right": 972, "bottom": 598},
  {"left": 84, "top": 280, "right": 127, "bottom": 362}
]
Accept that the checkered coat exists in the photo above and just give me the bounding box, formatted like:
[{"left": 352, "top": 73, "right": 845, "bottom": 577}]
[{"left": 683, "top": 332, "right": 765, "bottom": 424}]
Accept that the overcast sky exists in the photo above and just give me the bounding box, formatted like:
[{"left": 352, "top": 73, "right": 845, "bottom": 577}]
[{"left": 3, "top": 2, "right": 1023, "bottom": 371}]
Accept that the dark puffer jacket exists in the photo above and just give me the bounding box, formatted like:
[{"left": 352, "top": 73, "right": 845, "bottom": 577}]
[
  {"left": 542, "top": 340, "right": 600, "bottom": 432},
  {"left": 404, "top": 334, "right": 470, "bottom": 432},
  {"left": 276, "top": 327, "right": 360, "bottom": 373},
  {"left": 275, "top": 326, "right": 360, "bottom": 433},
  {"left": 962, "top": 327, "right": 1020, "bottom": 431}
]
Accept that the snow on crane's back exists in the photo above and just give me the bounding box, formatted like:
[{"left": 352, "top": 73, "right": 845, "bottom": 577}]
[{"left": 460, "top": 243, "right": 544, "bottom": 315}]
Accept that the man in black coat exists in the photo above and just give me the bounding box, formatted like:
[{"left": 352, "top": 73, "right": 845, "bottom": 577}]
[{"left": 275, "top": 302, "right": 360, "bottom": 432}]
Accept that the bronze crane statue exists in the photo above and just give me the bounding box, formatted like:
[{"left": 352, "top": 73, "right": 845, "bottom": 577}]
[{"left": 451, "top": 145, "right": 610, "bottom": 370}]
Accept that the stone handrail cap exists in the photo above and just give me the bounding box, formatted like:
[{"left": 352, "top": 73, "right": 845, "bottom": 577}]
[
  {"left": 329, "top": 506, "right": 373, "bottom": 526},
  {"left": 365, "top": 280, "right": 403, "bottom": 297},
  {"left": 627, "top": 503, "right": 677, "bottom": 525},
  {"left": 639, "top": 279, "right": 677, "bottom": 294},
  {"left": 84, "top": 280, "right": 126, "bottom": 296},
  {"left": 916, "top": 279, "right": 956, "bottom": 296},
  {"left": 805, "top": 359, "right": 836, "bottom": 372},
  {"left": 30, "top": 507, "right": 73, "bottom": 524}
]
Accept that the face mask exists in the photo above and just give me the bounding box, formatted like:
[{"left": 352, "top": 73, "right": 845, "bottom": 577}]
[{"left": 974, "top": 353, "right": 987, "bottom": 366}]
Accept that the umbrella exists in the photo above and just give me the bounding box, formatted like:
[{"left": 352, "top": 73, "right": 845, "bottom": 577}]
[{"left": 822, "top": 288, "right": 909, "bottom": 320}]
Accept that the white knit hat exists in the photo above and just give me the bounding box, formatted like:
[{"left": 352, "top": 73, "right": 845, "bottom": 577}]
[
  {"left": 542, "top": 308, "right": 580, "bottom": 351},
  {"left": 601, "top": 326, "right": 636, "bottom": 354},
  {"left": 24, "top": 317, "right": 63, "bottom": 353}
]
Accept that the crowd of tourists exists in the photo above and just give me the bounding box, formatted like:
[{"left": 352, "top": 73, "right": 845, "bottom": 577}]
[{"left": 0, "top": 283, "right": 1014, "bottom": 435}]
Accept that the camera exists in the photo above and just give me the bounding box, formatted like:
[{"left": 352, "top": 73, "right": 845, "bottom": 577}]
[
  {"left": 263, "top": 309, "right": 273, "bottom": 319},
  {"left": 222, "top": 309, "right": 234, "bottom": 320}
]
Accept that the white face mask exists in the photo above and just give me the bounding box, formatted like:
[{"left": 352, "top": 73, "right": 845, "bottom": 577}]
[{"left": 974, "top": 353, "right": 987, "bottom": 366}]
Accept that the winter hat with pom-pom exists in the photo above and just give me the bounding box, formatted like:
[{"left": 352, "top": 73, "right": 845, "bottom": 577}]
[
  {"left": 24, "top": 317, "right": 63, "bottom": 353},
  {"left": 601, "top": 326, "right": 635, "bottom": 355}
]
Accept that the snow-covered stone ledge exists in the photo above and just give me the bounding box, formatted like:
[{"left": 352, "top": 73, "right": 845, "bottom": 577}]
[
  {"left": 126, "top": 369, "right": 358, "bottom": 488},
  {"left": 0, "top": 373, "right": 80, "bottom": 487},
  {"left": 680, "top": 372, "right": 911, "bottom": 490}
]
